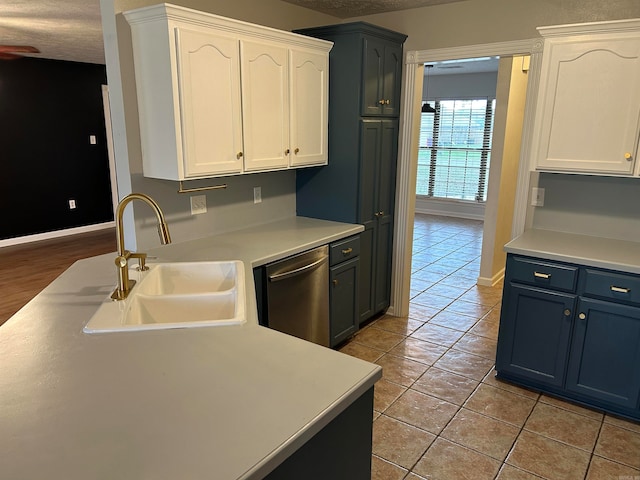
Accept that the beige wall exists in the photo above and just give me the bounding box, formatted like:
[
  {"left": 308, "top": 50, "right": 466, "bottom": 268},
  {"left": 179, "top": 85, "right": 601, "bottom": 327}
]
[
  {"left": 479, "top": 56, "right": 528, "bottom": 285},
  {"left": 348, "top": 0, "right": 640, "bottom": 51}
]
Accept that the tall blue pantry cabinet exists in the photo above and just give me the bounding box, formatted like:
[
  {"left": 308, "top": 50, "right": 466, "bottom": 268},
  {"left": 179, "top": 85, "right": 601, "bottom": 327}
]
[{"left": 295, "top": 23, "right": 407, "bottom": 325}]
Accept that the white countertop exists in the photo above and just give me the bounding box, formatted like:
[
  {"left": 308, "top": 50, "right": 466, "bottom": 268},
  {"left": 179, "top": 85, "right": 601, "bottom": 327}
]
[
  {"left": 0, "top": 216, "right": 380, "bottom": 480},
  {"left": 505, "top": 229, "right": 640, "bottom": 274}
]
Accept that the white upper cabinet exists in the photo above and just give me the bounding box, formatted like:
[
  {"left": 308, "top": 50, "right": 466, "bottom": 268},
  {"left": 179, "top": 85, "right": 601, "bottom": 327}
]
[
  {"left": 532, "top": 19, "right": 640, "bottom": 175},
  {"left": 176, "top": 28, "right": 243, "bottom": 177},
  {"left": 124, "top": 4, "right": 332, "bottom": 181},
  {"left": 289, "top": 49, "right": 329, "bottom": 167},
  {"left": 241, "top": 41, "right": 290, "bottom": 172}
]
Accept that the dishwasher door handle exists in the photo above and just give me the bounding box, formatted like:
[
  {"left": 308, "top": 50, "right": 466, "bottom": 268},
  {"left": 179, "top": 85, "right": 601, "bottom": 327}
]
[{"left": 268, "top": 256, "right": 328, "bottom": 282}]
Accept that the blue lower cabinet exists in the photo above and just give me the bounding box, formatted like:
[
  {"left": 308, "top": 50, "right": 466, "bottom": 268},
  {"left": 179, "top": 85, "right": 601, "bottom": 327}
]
[
  {"left": 496, "top": 284, "right": 576, "bottom": 387},
  {"left": 329, "top": 235, "right": 360, "bottom": 347},
  {"left": 330, "top": 258, "right": 360, "bottom": 347},
  {"left": 497, "top": 254, "right": 640, "bottom": 421},
  {"left": 566, "top": 298, "right": 640, "bottom": 410}
]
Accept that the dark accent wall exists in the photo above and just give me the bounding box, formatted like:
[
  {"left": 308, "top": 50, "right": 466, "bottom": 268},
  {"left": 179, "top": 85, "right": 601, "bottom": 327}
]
[{"left": 0, "top": 58, "right": 113, "bottom": 240}]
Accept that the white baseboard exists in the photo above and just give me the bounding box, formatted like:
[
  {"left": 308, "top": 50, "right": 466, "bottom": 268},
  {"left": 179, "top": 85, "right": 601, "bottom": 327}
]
[
  {"left": 0, "top": 222, "right": 115, "bottom": 248},
  {"left": 415, "top": 197, "right": 485, "bottom": 221},
  {"left": 477, "top": 267, "right": 505, "bottom": 287}
]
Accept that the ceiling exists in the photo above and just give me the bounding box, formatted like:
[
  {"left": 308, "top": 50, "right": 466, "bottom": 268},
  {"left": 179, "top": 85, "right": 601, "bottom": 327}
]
[
  {"left": 281, "top": 0, "right": 468, "bottom": 18},
  {"left": 0, "top": 0, "right": 470, "bottom": 65},
  {"left": 0, "top": 0, "right": 104, "bottom": 64}
]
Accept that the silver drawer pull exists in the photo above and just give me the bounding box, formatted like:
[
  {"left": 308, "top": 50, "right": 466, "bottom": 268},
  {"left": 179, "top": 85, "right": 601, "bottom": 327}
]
[
  {"left": 610, "top": 285, "right": 631, "bottom": 294},
  {"left": 534, "top": 271, "right": 551, "bottom": 279}
]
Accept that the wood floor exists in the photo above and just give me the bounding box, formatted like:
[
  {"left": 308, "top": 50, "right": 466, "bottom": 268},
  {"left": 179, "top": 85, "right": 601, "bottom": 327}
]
[{"left": 0, "top": 228, "right": 116, "bottom": 326}]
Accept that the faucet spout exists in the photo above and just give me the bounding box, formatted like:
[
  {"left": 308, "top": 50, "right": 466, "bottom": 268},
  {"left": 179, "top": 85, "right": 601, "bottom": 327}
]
[{"left": 111, "top": 193, "right": 171, "bottom": 300}]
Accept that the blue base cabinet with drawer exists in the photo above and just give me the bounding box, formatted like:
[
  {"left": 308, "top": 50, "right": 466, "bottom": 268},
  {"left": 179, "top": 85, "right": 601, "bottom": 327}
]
[
  {"left": 329, "top": 235, "right": 361, "bottom": 346},
  {"left": 496, "top": 254, "right": 640, "bottom": 421}
]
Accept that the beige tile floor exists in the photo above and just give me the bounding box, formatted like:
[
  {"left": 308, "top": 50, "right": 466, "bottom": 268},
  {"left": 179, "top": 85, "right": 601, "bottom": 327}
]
[{"left": 339, "top": 214, "right": 640, "bottom": 480}]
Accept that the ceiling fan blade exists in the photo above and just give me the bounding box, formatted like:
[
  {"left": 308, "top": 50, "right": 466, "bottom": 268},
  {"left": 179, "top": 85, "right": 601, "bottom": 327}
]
[
  {"left": 0, "top": 52, "right": 23, "bottom": 60},
  {"left": 0, "top": 46, "right": 40, "bottom": 54}
]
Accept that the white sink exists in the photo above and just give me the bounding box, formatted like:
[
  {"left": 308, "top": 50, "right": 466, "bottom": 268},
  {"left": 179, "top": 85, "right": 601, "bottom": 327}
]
[{"left": 84, "top": 261, "right": 246, "bottom": 333}]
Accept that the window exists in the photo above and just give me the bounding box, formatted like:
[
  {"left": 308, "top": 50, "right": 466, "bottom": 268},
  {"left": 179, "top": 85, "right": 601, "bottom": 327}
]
[{"left": 417, "top": 98, "right": 495, "bottom": 202}]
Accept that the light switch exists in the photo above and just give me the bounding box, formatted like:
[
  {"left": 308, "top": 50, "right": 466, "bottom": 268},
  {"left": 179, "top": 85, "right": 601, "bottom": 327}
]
[{"left": 89, "top": 135, "right": 97, "bottom": 145}]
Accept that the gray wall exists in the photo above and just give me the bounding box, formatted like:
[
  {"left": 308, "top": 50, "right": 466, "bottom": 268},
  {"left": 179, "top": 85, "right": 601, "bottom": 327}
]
[
  {"left": 424, "top": 71, "right": 498, "bottom": 101},
  {"left": 532, "top": 173, "right": 640, "bottom": 241}
]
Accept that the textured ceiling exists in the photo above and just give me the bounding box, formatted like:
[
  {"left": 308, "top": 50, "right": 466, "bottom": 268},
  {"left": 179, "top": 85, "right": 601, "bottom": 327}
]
[
  {"left": 0, "top": 0, "right": 104, "bottom": 64},
  {"left": 281, "top": 0, "right": 468, "bottom": 18},
  {"left": 0, "top": 0, "right": 470, "bottom": 65}
]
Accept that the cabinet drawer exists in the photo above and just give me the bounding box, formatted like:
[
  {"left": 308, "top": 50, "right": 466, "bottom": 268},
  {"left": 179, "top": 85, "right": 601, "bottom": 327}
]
[
  {"left": 583, "top": 269, "right": 640, "bottom": 306},
  {"left": 508, "top": 256, "right": 578, "bottom": 293},
  {"left": 330, "top": 235, "right": 360, "bottom": 266}
]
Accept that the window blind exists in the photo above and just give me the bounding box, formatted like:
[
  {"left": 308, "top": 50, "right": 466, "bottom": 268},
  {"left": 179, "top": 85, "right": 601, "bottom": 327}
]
[{"left": 417, "top": 99, "right": 495, "bottom": 202}]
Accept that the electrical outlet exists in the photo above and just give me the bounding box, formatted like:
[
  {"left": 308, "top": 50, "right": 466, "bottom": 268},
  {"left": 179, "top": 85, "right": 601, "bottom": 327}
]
[
  {"left": 531, "top": 187, "right": 545, "bottom": 207},
  {"left": 68, "top": 199, "right": 77, "bottom": 210},
  {"left": 190, "top": 195, "right": 207, "bottom": 215},
  {"left": 253, "top": 186, "right": 262, "bottom": 204}
]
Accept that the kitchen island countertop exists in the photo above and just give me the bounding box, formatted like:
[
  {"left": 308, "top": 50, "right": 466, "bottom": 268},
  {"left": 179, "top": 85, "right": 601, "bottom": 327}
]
[{"left": 0, "top": 216, "right": 380, "bottom": 480}]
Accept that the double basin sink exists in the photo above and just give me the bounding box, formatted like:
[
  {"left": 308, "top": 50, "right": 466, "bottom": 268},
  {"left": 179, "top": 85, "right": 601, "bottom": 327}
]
[{"left": 84, "top": 261, "right": 246, "bottom": 333}]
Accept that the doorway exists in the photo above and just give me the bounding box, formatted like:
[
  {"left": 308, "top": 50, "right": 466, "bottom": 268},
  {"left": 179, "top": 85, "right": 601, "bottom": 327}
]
[{"left": 390, "top": 39, "right": 538, "bottom": 318}]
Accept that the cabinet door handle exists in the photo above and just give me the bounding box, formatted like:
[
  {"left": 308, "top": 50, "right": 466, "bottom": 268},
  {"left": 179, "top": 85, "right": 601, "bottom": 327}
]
[
  {"left": 341, "top": 248, "right": 353, "bottom": 255},
  {"left": 564, "top": 309, "right": 571, "bottom": 317},
  {"left": 294, "top": 148, "right": 300, "bottom": 154},
  {"left": 578, "top": 312, "right": 586, "bottom": 320},
  {"left": 624, "top": 152, "right": 633, "bottom": 161},
  {"left": 237, "top": 152, "right": 243, "bottom": 159},
  {"left": 534, "top": 271, "right": 551, "bottom": 279},
  {"left": 610, "top": 285, "right": 631, "bottom": 294},
  {"left": 378, "top": 99, "right": 385, "bottom": 105},
  {"left": 385, "top": 99, "right": 390, "bottom": 105},
  {"left": 333, "top": 279, "right": 339, "bottom": 286},
  {"left": 285, "top": 148, "right": 290, "bottom": 155}
]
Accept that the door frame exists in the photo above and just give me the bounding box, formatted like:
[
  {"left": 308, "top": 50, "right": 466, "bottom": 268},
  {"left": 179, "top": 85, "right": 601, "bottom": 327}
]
[{"left": 389, "top": 38, "right": 544, "bottom": 317}]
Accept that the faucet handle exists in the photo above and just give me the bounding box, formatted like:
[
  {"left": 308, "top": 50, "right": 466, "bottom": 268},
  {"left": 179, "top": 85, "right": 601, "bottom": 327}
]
[
  {"left": 130, "top": 252, "right": 148, "bottom": 271},
  {"left": 115, "top": 255, "right": 128, "bottom": 268}
]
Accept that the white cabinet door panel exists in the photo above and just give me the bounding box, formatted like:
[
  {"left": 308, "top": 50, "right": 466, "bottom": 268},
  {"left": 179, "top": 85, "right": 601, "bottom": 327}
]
[
  {"left": 176, "top": 28, "right": 243, "bottom": 177},
  {"left": 241, "top": 41, "right": 289, "bottom": 171},
  {"left": 290, "top": 49, "right": 328, "bottom": 167},
  {"left": 536, "top": 36, "right": 640, "bottom": 174}
]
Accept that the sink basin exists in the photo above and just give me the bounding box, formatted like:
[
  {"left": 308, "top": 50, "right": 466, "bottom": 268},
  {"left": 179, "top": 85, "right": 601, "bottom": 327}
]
[
  {"left": 84, "top": 261, "right": 246, "bottom": 333},
  {"left": 135, "top": 262, "right": 237, "bottom": 295}
]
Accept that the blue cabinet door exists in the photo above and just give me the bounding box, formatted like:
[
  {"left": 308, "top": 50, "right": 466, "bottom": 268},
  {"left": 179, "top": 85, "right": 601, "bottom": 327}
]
[
  {"left": 330, "top": 257, "right": 360, "bottom": 347},
  {"left": 566, "top": 297, "right": 640, "bottom": 409},
  {"left": 496, "top": 284, "right": 576, "bottom": 387}
]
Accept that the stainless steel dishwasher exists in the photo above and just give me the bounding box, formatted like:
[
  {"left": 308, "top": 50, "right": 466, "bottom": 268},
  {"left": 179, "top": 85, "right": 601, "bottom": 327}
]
[{"left": 265, "top": 245, "right": 329, "bottom": 347}]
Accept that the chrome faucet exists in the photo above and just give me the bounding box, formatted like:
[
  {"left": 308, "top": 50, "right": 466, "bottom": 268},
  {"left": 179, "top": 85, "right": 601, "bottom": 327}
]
[{"left": 111, "top": 193, "right": 171, "bottom": 300}]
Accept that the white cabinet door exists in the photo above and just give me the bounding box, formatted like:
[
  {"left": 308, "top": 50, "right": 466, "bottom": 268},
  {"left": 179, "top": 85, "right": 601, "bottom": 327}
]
[
  {"left": 289, "top": 49, "right": 328, "bottom": 167},
  {"left": 240, "top": 41, "right": 290, "bottom": 171},
  {"left": 176, "top": 28, "right": 244, "bottom": 177},
  {"left": 535, "top": 34, "right": 640, "bottom": 174}
]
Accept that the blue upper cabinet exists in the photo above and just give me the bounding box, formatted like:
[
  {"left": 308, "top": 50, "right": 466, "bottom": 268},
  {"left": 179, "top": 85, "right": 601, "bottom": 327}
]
[{"left": 361, "top": 36, "right": 403, "bottom": 116}]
